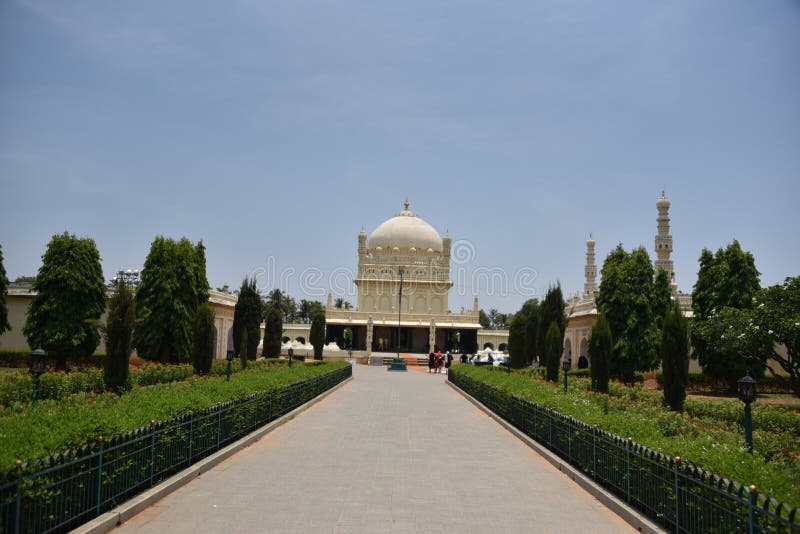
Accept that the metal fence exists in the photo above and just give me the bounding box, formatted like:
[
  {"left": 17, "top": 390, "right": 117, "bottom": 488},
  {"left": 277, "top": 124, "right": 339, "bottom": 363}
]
[
  {"left": 448, "top": 370, "right": 800, "bottom": 534},
  {"left": 0, "top": 364, "right": 352, "bottom": 534}
]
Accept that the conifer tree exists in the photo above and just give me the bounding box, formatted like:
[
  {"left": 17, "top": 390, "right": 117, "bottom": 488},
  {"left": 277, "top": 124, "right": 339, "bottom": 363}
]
[
  {"left": 263, "top": 305, "right": 283, "bottom": 358},
  {"left": 233, "top": 278, "right": 263, "bottom": 360},
  {"left": 0, "top": 244, "right": 10, "bottom": 335},
  {"left": 103, "top": 280, "right": 136, "bottom": 391},
  {"left": 192, "top": 303, "right": 215, "bottom": 374},
  {"left": 537, "top": 285, "right": 566, "bottom": 363},
  {"left": 544, "top": 322, "right": 562, "bottom": 382},
  {"left": 23, "top": 232, "right": 106, "bottom": 370},
  {"left": 133, "top": 236, "right": 209, "bottom": 363},
  {"left": 661, "top": 303, "right": 689, "bottom": 411},
  {"left": 588, "top": 315, "right": 612, "bottom": 393},
  {"left": 239, "top": 328, "right": 248, "bottom": 369},
  {"left": 310, "top": 311, "right": 325, "bottom": 360}
]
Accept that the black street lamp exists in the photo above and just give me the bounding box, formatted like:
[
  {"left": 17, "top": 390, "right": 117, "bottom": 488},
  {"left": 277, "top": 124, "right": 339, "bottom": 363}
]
[
  {"left": 29, "top": 348, "right": 47, "bottom": 401},
  {"left": 288, "top": 347, "right": 294, "bottom": 368},
  {"left": 562, "top": 357, "right": 572, "bottom": 394},
  {"left": 388, "top": 266, "right": 408, "bottom": 371},
  {"left": 225, "top": 350, "right": 234, "bottom": 381},
  {"left": 738, "top": 371, "right": 757, "bottom": 454}
]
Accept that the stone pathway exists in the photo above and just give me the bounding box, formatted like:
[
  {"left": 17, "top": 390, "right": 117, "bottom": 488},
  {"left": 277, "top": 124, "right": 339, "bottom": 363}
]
[{"left": 116, "top": 365, "right": 634, "bottom": 533}]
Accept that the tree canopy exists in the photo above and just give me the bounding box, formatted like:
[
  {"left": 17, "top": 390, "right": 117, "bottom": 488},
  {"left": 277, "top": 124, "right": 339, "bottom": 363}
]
[
  {"left": 0, "top": 244, "right": 10, "bottom": 335},
  {"left": 23, "top": 232, "right": 106, "bottom": 369},
  {"left": 691, "top": 240, "right": 762, "bottom": 389},
  {"left": 133, "top": 236, "right": 209, "bottom": 363},
  {"left": 596, "top": 245, "right": 663, "bottom": 380},
  {"left": 233, "top": 277, "right": 263, "bottom": 360}
]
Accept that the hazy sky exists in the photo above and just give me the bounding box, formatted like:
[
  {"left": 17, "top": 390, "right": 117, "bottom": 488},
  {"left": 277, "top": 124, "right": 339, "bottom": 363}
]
[{"left": 1, "top": 0, "right": 798, "bottom": 313}]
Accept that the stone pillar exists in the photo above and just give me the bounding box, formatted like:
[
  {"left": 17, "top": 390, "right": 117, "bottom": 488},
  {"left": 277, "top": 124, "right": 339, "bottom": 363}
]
[
  {"left": 366, "top": 315, "right": 374, "bottom": 356},
  {"left": 428, "top": 319, "right": 436, "bottom": 353}
]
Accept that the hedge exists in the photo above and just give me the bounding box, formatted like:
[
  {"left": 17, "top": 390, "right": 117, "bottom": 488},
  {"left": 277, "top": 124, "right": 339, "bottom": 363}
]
[
  {"left": 655, "top": 370, "right": 794, "bottom": 394},
  {"left": 0, "top": 350, "right": 105, "bottom": 369}
]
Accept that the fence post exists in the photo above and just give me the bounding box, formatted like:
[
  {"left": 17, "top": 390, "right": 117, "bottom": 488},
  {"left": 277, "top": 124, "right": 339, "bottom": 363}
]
[
  {"left": 149, "top": 421, "right": 156, "bottom": 487},
  {"left": 548, "top": 410, "right": 553, "bottom": 446},
  {"left": 567, "top": 418, "right": 572, "bottom": 464},
  {"left": 216, "top": 404, "right": 223, "bottom": 450},
  {"left": 592, "top": 429, "right": 598, "bottom": 478},
  {"left": 188, "top": 415, "right": 194, "bottom": 463},
  {"left": 14, "top": 460, "right": 22, "bottom": 534},
  {"left": 626, "top": 437, "right": 632, "bottom": 504},
  {"left": 95, "top": 437, "right": 104, "bottom": 516},
  {"left": 674, "top": 456, "right": 681, "bottom": 532},
  {"left": 747, "top": 485, "right": 757, "bottom": 534}
]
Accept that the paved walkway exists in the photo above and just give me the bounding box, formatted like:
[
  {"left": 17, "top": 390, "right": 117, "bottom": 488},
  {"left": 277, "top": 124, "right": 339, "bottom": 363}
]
[{"left": 116, "top": 366, "right": 633, "bottom": 533}]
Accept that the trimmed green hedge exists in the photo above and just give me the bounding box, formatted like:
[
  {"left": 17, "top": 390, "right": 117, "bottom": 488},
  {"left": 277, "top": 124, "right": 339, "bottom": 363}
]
[
  {"left": 655, "top": 370, "right": 794, "bottom": 394},
  {"left": 0, "top": 350, "right": 105, "bottom": 369},
  {"left": 0, "top": 361, "right": 349, "bottom": 472}
]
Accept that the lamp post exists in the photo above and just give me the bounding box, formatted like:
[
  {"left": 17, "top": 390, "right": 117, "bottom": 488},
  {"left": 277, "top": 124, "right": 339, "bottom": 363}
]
[
  {"left": 29, "top": 348, "right": 47, "bottom": 401},
  {"left": 397, "top": 266, "right": 404, "bottom": 358},
  {"left": 562, "top": 357, "right": 572, "bottom": 394},
  {"left": 225, "top": 328, "right": 234, "bottom": 382},
  {"left": 738, "top": 371, "right": 756, "bottom": 454},
  {"left": 288, "top": 347, "right": 294, "bottom": 368}
]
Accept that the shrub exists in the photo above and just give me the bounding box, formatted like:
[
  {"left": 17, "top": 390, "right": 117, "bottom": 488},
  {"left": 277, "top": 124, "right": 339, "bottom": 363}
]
[
  {"left": 239, "top": 329, "right": 248, "bottom": 370},
  {"left": 263, "top": 306, "right": 282, "bottom": 358},
  {"left": 661, "top": 303, "right": 689, "bottom": 411},
  {"left": 589, "top": 314, "right": 612, "bottom": 393},
  {"left": 103, "top": 280, "right": 136, "bottom": 392},
  {"left": 192, "top": 303, "right": 215, "bottom": 374},
  {"left": 310, "top": 312, "right": 325, "bottom": 360},
  {"left": 544, "top": 322, "right": 561, "bottom": 382}
]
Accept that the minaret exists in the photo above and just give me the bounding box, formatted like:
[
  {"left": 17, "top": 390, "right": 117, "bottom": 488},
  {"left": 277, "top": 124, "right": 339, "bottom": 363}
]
[
  {"left": 583, "top": 234, "right": 597, "bottom": 299},
  {"left": 443, "top": 230, "right": 451, "bottom": 259},
  {"left": 655, "top": 191, "right": 677, "bottom": 292}
]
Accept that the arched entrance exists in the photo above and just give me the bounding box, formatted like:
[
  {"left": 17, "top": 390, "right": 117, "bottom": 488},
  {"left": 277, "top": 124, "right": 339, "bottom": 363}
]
[{"left": 578, "top": 338, "right": 589, "bottom": 369}]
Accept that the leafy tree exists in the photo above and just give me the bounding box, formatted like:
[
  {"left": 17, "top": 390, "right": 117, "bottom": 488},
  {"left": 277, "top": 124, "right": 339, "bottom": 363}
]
[
  {"left": 653, "top": 269, "right": 673, "bottom": 330},
  {"left": 310, "top": 311, "right": 325, "bottom": 360},
  {"left": 233, "top": 278, "right": 263, "bottom": 360},
  {"left": 478, "top": 309, "right": 491, "bottom": 329},
  {"left": 507, "top": 313, "right": 527, "bottom": 368},
  {"left": 133, "top": 236, "right": 209, "bottom": 363},
  {"left": 523, "top": 302, "right": 540, "bottom": 365},
  {"left": 537, "top": 284, "right": 566, "bottom": 364},
  {"left": 14, "top": 275, "right": 36, "bottom": 284},
  {"left": 691, "top": 241, "right": 761, "bottom": 389},
  {"left": 488, "top": 308, "right": 499, "bottom": 329},
  {"left": 544, "top": 322, "right": 562, "bottom": 382},
  {"left": 596, "top": 245, "right": 661, "bottom": 381},
  {"left": 752, "top": 277, "right": 800, "bottom": 396},
  {"left": 239, "top": 328, "right": 248, "bottom": 369},
  {"left": 23, "top": 232, "right": 106, "bottom": 370},
  {"left": 192, "top": 303, "right": 215, "bottom": 374},
  {"left": 298, "top": 299, "right": 323, "bottom": 324},
  {"left": 0, "top": 244, "right": 10, "bottom": 335},
  {"left": 333, "top": 298, "right": 352, "bottom": 309},
  {"left": 103, "top": 280, "right": 136, "bottom": 391},
  {"left": 588, "top": 315, "right": 611, "bottom": 393},
  {"left": 661, "top": 303, "right": 689, "bottom": 411},
  {"left": 263, "top": 305, "right": 283, "bottom": 358},
  {"left": 266, "top": 289, "right": 297, "bottom": 322}
]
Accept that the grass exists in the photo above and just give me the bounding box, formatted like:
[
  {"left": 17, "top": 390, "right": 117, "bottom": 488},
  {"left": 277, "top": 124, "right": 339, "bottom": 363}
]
[
  {"left": 0, "top": 361, "right": 348, "bottom": 474},
  {"left": 452, "top": 365, "right": 800, "bottom": 508}
]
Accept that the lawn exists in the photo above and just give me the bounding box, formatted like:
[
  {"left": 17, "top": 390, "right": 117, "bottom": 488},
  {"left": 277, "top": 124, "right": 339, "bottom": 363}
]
[{"left": 452, "top": 365, "right": 800, "bottom": 508}]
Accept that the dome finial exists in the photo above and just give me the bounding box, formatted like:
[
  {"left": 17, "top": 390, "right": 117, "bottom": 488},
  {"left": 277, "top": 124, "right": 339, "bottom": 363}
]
[{"left": 404, "top": 198, "right": 410, "bottom": 210}]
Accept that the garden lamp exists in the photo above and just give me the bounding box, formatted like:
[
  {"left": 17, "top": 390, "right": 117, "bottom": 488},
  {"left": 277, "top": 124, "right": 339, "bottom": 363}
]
[
  {"left": 29, "top": 348, "right": 47, "bottom": 401},
  {"left": 562, "top": 357, "right": 572, "bottom": 394},
  {"left": 738, "top": 371, "right": 756, "bottom": 454},
  {"left": 288, "top": 347, "right": 294, "bottom": 368}
]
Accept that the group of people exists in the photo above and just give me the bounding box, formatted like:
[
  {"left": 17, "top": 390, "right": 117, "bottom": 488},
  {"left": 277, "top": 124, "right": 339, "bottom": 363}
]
[{"left": 427, "top": 350, "right": 453, "bottom": 373}]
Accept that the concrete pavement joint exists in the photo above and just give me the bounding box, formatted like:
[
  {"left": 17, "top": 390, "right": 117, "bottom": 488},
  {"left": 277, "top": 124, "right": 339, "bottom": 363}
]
[
  {"left": 446, "top": 379, "right": 666, "bottom": 534},
  {"left": 72, "top": 375, "right": 353, "bottom": 534}
]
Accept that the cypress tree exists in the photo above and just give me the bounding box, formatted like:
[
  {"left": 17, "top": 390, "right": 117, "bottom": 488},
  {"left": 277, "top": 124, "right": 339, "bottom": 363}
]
[
  {"left": 263, "top": 305, "right": 283, "bottom": 358},
  {"left": 661, "top": 303, "right": 689, "bottom": 410},
  {"left": 544, "top": 322, "right": 562, "bottom": 383},
  {"left": 233, "top": 278, "right": 263, "bottom": 360},
  {"left": 23, "top": 232, "right": 106, "bottom": 370},
  {"left": 538, "top": 285, "right": 565, "bottom": 365},
  {"left": 192, "top": 303, "right": 215, "bottom": 374},
  {"left": 310, "top": 312, "right": 325, "bottom": 360},
  {"left": 240, "top": 328, "right": 248, "bottom": 369},
  {"left": 507, "top": 313, "right": 527, "bottom": 368},
  {"left": 589, "top": 314, "right": 612, "bottom": 393},
  {"left": 103, "top": 280, "right": 136, "bottom": 391},
  {"left": 0, "top": 243, "right": 10, "bottom": 335},
  {"left": 134, "top": 237, "right": 209, "bottom": 363}
]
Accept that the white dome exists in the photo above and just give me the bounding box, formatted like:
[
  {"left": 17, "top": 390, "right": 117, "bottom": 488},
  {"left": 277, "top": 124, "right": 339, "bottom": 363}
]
[{"left": 368, "top": 202, "right": 443, "bottom": 253}]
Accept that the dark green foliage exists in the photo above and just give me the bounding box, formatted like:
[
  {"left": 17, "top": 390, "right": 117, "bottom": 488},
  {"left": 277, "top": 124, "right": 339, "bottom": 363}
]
[
  {"left": 266, "top": 289, "right": 298, "bottom": 322},
  {"left": 523, "top": 302, "right": 540, "bottom": 365},
  {"left": 661, "top": 303, "right": 689, "bottom": 411},
  {"left": 537, "top": 285, "right": 566, "bottom": 362},
  {"left": 752, "top": 277, "right": 800, "bottom": 397},
  {"left": 239, "top": 329, "right": 248, "bottom": 369},
  {"left": 23, "top": 232, "right": 106, "bottom": 370},
  {"left": 133, "top": 236, "right": 209, "bottom": 363},
  {"left": 298, "top": 299, "right": 324, "bottom": 324},
  {"left": 544, "top": 322, "right": 562, "bottom": 382},
  {"left": 343, "top": 327, "right": 353, "bottom": 348},
  {"left": 310, "top": 312, "right": 325, "bottom": 360},
  {"left": 507, "top": 299, "right": 538, "bottom": 368},
  {"left": 589, "top": 315, "right": 612, "bottom": 393},
  {"left": 103, "top": 280, "right": 136, "bottom": 391},
  {"left": 0, "top": 244, "right": 10, "bottom": 335},
  {"left": 263, "top": 305, "right": 283, "bottom": 358},
  {"left": 652, "top": 269, "right": 672, "bottom": 329},
  {"left": 233, "top": 278, "right": 263, "bottom": 360},
  {"left": 596, "top": 245, "right": 661, "bottom": 381},
  {"left": 479, "top": 309, "right": 491, "bottom": 329},
  {"left": 691, "top": 241, "right": 762, "bottom": 390},
  {"left": 192, "top": 303, "right": 215, "bottom": 374}
]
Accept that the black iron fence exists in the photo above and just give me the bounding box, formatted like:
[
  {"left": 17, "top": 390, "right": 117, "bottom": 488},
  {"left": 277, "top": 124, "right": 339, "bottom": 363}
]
[
  {"left": 1, "top": 364, "right": 351, "bottom": 534},
  {"left": 448, "top": 370, "right": 799, "bottom": 533}
]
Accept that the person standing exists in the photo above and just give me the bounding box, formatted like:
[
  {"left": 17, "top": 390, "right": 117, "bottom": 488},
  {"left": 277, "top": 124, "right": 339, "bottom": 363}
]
[{"left": 435, "top": 350, "right": 443, "bottom": 373}]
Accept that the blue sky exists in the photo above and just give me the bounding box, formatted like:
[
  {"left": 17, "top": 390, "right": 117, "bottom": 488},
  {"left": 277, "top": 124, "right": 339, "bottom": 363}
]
[{"left": 1, "top": 0, "right": 798, "bottom": 313}]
